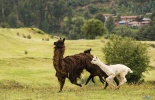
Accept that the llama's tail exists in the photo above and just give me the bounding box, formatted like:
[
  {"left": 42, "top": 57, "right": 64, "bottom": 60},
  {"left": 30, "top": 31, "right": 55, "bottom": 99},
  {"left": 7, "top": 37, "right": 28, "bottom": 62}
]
[{"left": 128, "top": 68, "right": 133, "bottom": 73}]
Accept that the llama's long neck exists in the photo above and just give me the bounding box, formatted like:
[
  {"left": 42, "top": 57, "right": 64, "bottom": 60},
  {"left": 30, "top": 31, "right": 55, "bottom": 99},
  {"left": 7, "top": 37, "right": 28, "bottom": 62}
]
[
  {"left": 96, "top": 60, "right": 110, "bottom": 75},
  {"left": 53, "top": 46, "right": 65, "bottom": 72}
]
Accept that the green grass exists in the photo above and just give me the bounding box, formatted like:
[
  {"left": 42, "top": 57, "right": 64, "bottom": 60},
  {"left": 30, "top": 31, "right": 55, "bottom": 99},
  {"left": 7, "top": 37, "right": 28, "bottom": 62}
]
[{"left": 0, "top": 28, "right": 155, "bottom": 100}]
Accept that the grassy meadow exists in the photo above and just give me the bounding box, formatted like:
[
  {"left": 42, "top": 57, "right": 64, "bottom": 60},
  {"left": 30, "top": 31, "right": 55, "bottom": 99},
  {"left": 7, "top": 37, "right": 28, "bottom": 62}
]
[{"left": 0, "top": 28, "right": 155, "bottom": 100}]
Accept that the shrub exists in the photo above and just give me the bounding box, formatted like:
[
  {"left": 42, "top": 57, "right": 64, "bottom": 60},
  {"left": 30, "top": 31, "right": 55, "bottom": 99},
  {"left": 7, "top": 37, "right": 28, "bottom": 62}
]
[
  {"left": 27, "top": 35, "right": 31, "bottom": 39},
  {"left": 22, "top": 34, "right": 26, "bottom": 38},
  {"left": 103, "top": 35, "right": 150, "bottom": 83},
  {"left": 45, "top": 38, "right": 49, "bottom": 41},
  {"left": 16, "top": 32, "right": 20, "bottom": 36},
  {"left": 42, "top": 38, "right": 49, "bottom": 41},
  {"left": 25, "top": 50, "right": 28, "bottom": 55},
  {"left": 0, "top": 22, "right": 10, "bottom": 28},
  {"left": 149, "top": 44, "right": 155, "bottom": 48}
]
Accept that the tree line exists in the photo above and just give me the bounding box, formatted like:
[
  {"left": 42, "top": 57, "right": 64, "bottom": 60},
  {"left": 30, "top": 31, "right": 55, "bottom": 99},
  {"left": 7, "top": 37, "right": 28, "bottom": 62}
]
[{"left": 0, "top": 0, "right": 155, "bottom": 40}]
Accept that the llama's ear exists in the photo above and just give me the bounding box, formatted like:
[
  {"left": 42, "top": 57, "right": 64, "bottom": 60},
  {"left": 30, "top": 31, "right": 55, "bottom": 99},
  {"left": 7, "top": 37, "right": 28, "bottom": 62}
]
[
  {"left": 96, "top": 56, "right": 98, "bottom": 59},
  {"left": 63, "top": 38, "right": 65, "bottom": 42},
  {"left": 60, "top": 37, "right": 61, "bottom": 40},
  {"left": 93, "top": 55, "right": 97, "bottom": 59},
  {"left": 90, "top": 48, "right": 91, "bottom": 51}
]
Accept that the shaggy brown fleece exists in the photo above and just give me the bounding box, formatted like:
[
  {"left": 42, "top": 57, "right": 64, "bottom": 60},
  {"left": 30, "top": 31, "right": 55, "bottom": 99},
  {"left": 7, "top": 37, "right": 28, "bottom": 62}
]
[{"left": 53, "top": 38, "right": 92, "bottom": 92}]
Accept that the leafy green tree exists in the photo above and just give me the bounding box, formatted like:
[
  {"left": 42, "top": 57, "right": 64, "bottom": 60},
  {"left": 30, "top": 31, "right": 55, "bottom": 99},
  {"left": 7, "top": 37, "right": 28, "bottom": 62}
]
[
  {"left": 112, "top": 25, "right": 136, "bottom": 38},
  {"left": 69, "top": 17, "right": 84, "bottom": 39},
  {"left": 8, "top": 12, "right": 17, "bottom": 28},
  {"left": 106, "top": 16, "right": 115, "bottom": 33},
  {"left": 136, "top": 17, "right": 155, "bottom": 40},
  {"left": 94, "top": 13, "right": 105, "bottom": 23},
  {"left": 62, "top": 17, "right": 72, "bottom": 35},
  {"left": 88, "top": 4, "right": 98, "bottom": 15},
  {"left": 103, "top": 35, "right": 150, "bottom": 83},
  {"left": 112, "top": 8, "right": 117, "bottom": 15},
  {"left": 81, "top": 19, "right": 107, "bottom": 39},
  {"left": 150, "top": 11, "right": 155, "bottom": 20},
  {"left": 136, "top": 15, "right": 143, "bottom": 22},
  {"left": 115, "top": 14, "right": 121, "bottom": 21},
  {"left": 84, "top": 10, "right": 92, "bottom": 19}
]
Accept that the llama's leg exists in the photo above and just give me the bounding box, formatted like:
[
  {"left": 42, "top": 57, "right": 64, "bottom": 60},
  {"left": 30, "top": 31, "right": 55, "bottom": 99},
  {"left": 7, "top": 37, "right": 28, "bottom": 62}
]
[
  {"left": 92, "top": 77, "right": 95, "bottom": 83},
  {"left": 71, "top": 80, "right": 82, "bottom": 87},
  {"left": 104, "top": 77, "right": 118, "bottom": 89},
  {"left": 99, "top": 76, "right": 105, "bottom": 84},
  {"left": 73, "top": 83, "right": 82, "bottom": 87},
  {"left": 85, "top": 75, "right": 93, "bottom": 85},
  {"left": 103, "top": 76, "right": 109, "bottom": 89},
  {"left": 104, "top": 77, "right": 119, "bottom": 89},
  {"left": 106, "top": 75, "right": 115, "bottom": 88},
  {"left": 114, "top": 77, "right": 119, "bottom": 86},
  {"left": 69, "top": 76, "right": 82, "bottom": 87},
  {"left": 103, "top": 82, "right": 109, "bottom": 89},
  {"left": 58, "top": 77, "right": 66, "bottom": 92},
  {"left": 116, "top": 73, "right": 127, "bottom": 89}
]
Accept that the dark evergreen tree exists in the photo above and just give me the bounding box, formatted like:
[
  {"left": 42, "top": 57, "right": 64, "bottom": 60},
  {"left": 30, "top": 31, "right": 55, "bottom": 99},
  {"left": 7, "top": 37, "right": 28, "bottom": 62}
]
[
  {"left": 106, "top": 16, "right": 115, "bottom": 33},
  {"left": 94, "top": 13, "right": 105, "bottom": 23}
]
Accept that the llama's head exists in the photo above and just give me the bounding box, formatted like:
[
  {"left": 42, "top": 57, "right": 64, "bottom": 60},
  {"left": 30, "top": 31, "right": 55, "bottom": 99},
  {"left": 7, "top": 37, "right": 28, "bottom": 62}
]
[
  {"left": 54, "top": 38, "right": 65, "bottom": 48},
  {"left": 91, "top": 56, "right": 100, "bottom": 65},
  {"left": 84, "top": 48, "right": 91, "bottom": 53}
]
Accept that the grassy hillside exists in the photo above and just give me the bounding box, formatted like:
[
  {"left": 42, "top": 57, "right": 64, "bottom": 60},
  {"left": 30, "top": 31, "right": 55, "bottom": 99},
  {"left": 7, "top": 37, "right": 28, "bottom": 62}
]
[{"left": 0, "top": 28, "right": 155, "bottom": 100}]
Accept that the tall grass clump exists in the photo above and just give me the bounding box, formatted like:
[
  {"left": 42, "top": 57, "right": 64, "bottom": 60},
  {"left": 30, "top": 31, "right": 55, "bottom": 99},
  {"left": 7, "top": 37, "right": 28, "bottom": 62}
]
[
  {"left": 27, "top": 35, "right": 31, "bottom": 39},
  {"left": 103, "top": 35, "right": 150, "bottom": 83}
]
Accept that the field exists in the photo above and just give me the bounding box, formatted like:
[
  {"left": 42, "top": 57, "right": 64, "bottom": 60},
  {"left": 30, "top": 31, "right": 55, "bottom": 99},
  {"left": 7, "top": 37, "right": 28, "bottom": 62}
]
[{"left": 0, "top": 28, "right": 155, "bottom": 100}]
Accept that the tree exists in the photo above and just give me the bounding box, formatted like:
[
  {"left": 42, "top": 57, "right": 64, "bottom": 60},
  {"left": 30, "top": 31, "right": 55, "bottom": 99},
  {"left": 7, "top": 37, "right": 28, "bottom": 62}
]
[
  {"left": 94, "top": 13, "right": 105, "bottom": 23},
  {"left": 69, "top": 17, "right": 85, "bottom": 39},
  {"left": 115, "top": 14, "right": 121, "bottom": 21},
  {"left": 84, "top": 10, "right": 92, "bottom": 19},
  {"left": 81, "top": 19, "right": 107, "bottom": 39},
  {"left": 150, "top": 11, "right": 155, "bottom": 20},
  {"left": 136, "top": 15, "right": 144, "bottom": 22},
  {"left": 136, "top": 17, "right": 155, "bottom": 40},
  {"left": 88, "top": 4, "right": 98, "bottom": 15},
  {"left": 112, "top": 25, "right": 136, "bottom": 38},
  {"left": 112, "top": 8, "right": 117, "bottom": 16},
  {"left": 103, "top": 35, "right": 150, "bottom": 83},
  {"left": 8, "top": 12, "right": 17, "bottom": 27},
  {"left": 106, "top": 16, "right": 115, "bottom": 33}
]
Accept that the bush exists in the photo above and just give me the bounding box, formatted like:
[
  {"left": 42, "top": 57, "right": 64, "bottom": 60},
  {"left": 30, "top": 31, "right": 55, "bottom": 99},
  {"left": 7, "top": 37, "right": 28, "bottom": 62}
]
[
  {"left": 22, "top": 34, "right": 27, "bottom": 38},
  {"left": 42, "top": 38, "right": 49, "bottom": 41},
  {"left": 0, "top": 22, "right": 10, "bottom": 28},
  {"left": 16, "top": 32, "right": 20, "bottom": 36},
  {"left": 103, "top": 35, "right": 150, "bottom": 83},
  {"left": 27, "top": 35, "right": 31, "bottom": 39}
]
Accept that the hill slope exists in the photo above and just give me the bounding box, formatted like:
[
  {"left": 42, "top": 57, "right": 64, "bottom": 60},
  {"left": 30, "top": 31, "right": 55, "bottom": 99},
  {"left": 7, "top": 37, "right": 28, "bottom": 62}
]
[{"left": 0, "top": 28, "right": 52, "bottom": 58}]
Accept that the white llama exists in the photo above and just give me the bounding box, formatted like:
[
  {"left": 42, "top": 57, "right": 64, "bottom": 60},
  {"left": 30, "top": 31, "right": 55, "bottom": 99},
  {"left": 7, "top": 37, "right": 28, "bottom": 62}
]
[{"left": 91, "top": 56, "right": 133, "bottom": 89}]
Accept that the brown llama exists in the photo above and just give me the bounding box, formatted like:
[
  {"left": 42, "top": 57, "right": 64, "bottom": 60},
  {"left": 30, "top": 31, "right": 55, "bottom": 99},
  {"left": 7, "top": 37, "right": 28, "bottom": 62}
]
[
  {"left": 53, "top": 38, "right": 91, "bottom": 92},
  {"left": 83, "top": 49, "right": 119, "bottom": 89}
]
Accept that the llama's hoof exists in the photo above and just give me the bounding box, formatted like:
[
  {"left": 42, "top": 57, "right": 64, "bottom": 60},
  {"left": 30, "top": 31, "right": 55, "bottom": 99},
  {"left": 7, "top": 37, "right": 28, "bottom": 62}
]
[
  {"left": 115, "top": 86, "right": 120, "bottom": 90},
  {"left": 58, "top": 90, "right": 62, "bottom": 93}
]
